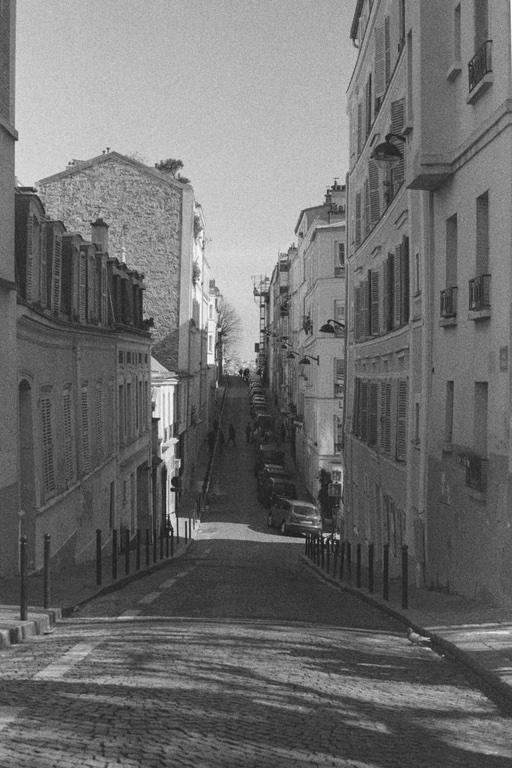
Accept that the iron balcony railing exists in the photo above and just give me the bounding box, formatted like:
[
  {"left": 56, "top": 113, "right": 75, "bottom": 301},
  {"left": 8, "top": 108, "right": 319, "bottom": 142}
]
[
  {"left": 469, "top": 274, "right": 490, "bottom": 311},
  {"left": 466, "top": 455, "right": 488, "bottom": 492},
  {"left": 468, "top": 40, "right": 492, "bottom": 93},
  {"left": 440, "top": 286, "right": 458, "bottom": 318}
]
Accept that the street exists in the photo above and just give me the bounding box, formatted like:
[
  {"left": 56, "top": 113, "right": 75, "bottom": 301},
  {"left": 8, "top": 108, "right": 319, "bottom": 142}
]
[{"left": 0, "top": 384, "right": 510, "bottom": 766}]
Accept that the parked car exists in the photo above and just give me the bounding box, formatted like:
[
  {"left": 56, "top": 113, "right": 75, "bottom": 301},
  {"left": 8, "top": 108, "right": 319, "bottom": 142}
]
[
  {"left": 254, "top": 446, "right": 285, "bottom": 475},
  {"left": 267, "top": 499, "right": 322, "bottom": 536},
  {"left": 258, "top": 476, "right": 297, "bottom": 508},
  {"left": 256, "top": 464, "right": 291, "bottom": 487}
]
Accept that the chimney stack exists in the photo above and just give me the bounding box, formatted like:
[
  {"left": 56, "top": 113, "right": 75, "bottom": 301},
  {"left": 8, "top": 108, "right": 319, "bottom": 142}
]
[{"left": 91, "top": 217, "right": 109, "bottom": 253}]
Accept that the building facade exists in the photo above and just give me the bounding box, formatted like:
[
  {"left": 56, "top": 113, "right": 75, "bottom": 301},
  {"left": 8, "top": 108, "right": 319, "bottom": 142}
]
[{"left": 15, "top": 190, "right": 152, "bottom": 570}]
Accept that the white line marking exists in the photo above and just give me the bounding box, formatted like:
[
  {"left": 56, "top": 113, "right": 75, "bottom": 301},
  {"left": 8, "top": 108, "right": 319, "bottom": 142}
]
[
  {"left": 0, "top": 708, "right": 24, "bottom": 731},
  {"left": 138, "top": 591, "right": 161, "bottom": 604},
  {"left": 160, "top": 579, "right": 177, "bottom": 589},
  {"left": 34, "top": 641, "right": 101, "bottom": 680}
]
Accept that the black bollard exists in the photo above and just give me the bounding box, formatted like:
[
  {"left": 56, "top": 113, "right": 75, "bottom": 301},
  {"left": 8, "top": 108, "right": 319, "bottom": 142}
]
[
  {"left": 356, "top": 543, "right": 361, "bottom": 588},
  {"left": 43, "top": 533, "right": 51, "bottom": 609},
  {"left": 125, "top": 528, "right": 130, "bottom": 575},
  {"left": 346, "top": 541, "right": 352, "bottom": 584},
  {"left": 145, "top": 528, "right": 150, "bottom": 567},
  {"left": 170, "top": 526, "right": 174, "bottom": 557},
  {"left": 383, "top": 543, "right": 389, "bottom": 600},
  {"left": 185, "top": 520, "right": 188, "bottom": 545},
  {"left": 165, "top": 527, "right": 170, "bottom": 558},
  {"left": 401, "top": 544, "right": 409, "bottom": 609},
  {"left": 136, "top": 529, "right": 141, "bottom": 571},
  {"left": 368, "top": 542, "right": 374, "bottom": 594},
  {"left": 339, "top": 540, "right": 345, "bottom": 581},
  {"left": 326, "top": 538, "right": 330, "bottom": 574},
  {"left": 96, "top": 529, "right": 102, "bottom": 586},
  {"left": 176, "top": 510, "right": 180, "bottom": 543},
  {"left": 160, "top": 528, "right": 164, "bottom": 560},
  {"left": 20, "top": 536, "right": 28, "bottom": 622},
  {"left": 320, "top": 536, "right": 325, "bottom": 570},
  {"left": 112, "top": 529, "right": 118, "bottom": 581},
  {"left": 153, "top": 528, "right": 157, "bottom": 564}
]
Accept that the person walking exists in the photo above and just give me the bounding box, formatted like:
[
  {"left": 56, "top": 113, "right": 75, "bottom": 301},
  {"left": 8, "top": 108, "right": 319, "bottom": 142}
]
[
  {"left": 227, "top": 423, "right": 236, "bottom": 447},
  {"left": 245, "top": 422, "right": 252, "bottom": 443}
]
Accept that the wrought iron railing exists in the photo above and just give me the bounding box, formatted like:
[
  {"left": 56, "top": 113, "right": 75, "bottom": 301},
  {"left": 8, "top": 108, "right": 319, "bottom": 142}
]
[
  {"left": 468, "top": 40, "right": 492, "bottom": 92},
  {"left": 440, "top": 286, "right": 458, "bottom": 318},
  {"left": 469, "top": 274, "right": 490, "bottom": 311}
]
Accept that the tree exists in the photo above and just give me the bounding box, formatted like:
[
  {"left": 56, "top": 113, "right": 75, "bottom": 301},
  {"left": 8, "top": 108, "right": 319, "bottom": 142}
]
[
  {"left": 216, "top": 299, "right": 243, "bottom": 376},
  {"left": 155, "top": 158, "right": 190, "bottom": 184}
]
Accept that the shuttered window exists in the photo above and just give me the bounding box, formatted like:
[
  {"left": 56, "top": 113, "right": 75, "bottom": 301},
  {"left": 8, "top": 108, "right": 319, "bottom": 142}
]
[
  {"left": 41, "top": 396, "right": 56, "bottom": 497},
  {"left": 391, "top": 99, "right": 405, "bottom": 192},
  {"left": 401, "top": 236, "right": 410, "bottom": 324},
  {"left": 63, "top": 388, "right": 75, "bottom": 484},
  {"left": 354, "top": 284, "right": 362, "bottom": 341},
  {"left": 369, "top": 159, "right": 380, "bottom": 225},
  {"left": 370, "top": 269, "right": 380, "bottom": 336},
  {"left": 81, "top": 385, "right": 91, "bottom": 474},
  {"left": 396, "top": 379, "right": 408, "bottom": 461},
  {"left": 96, "top": 382, "right": 104, "bottom": 463},
  {"left": 374, "top": 25, "right": 386, "bottom": 99},
  {"left": 101, "top": 262, "right": 108, "bottom": 323},
  {"left": 380, "top": 381, "right": 392, "bottom": 453},
  {"left": 355, "top": 192, "right": 362, "bottom": 246},
  {"left": 357, "top": 102, "right": 363, "bottom": 156},
  {"left": 365, "top": 73, "right": 372, "bottom": 137},
  {"left": 51, "top": 234, "right": 62, "bottom": 314},
  {"left": 107, "top": 380, "right": 115, "bottom": 454},
  {"left": 79, "top": 250, "right": 87, "bottom": 323},
  {"left": 364, "top": 179, "right": 370, "bottom": 238},
  {"left": 368, "top": 382, "right": 379, "bottom": 446},
  {"left": 360, "top": 381, "right": 369, "bottom": 442},
  {"left": 384, "top": 16, "right": 391, "bottom": 84},
  {"left": 40, "top": 222, "right": 48, "bottom": 307},
  {"left": 394, "top": 243, "right": 402, "bottom": 327},
  {"left": 26, "top": 216, "right": 34, "bottom": 302}
]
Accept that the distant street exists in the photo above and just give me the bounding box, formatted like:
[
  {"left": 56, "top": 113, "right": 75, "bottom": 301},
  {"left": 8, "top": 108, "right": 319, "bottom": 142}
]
[{"left": 0, "top": 380, "right": 510, "bottom": 766}]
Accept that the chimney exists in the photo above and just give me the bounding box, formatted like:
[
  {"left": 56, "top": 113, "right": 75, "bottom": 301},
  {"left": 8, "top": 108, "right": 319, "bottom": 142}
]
[{"left": 91, "top": 217, "right": 109, "bottom": 252}]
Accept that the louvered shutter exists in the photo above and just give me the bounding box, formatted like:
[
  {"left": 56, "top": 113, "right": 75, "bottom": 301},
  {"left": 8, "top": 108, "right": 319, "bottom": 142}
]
[
  {"left": 355, "top": 284, "right": 362, "bottom": 341},
  {"left": 51, "top": 234, "right": 62, "bottom": 314},
  {"left": 81, "top": 386, "right": 91, "bottom": 474},
  {"left": 384, "top": 16, "right": 391, "bottom": 84},
  {"left": 87, "top": 253, "right": 95, "bottom": 322},
  {"left": 370, "top": 270, "right": 380, "bottom": 336},
  {"left": 357, "top": 102, "right": 363, "bottom": 156},
  {"left": 368, "top": 382, "right": 379, "bottom": 446},
  {"left": 41, "top": 396, "right": 55, "bottom": 496},
  {"left": 63, "top": 389, "right": 74, "bottom": 484},
  {"left": 96, "top": 383, "right": 104, "bottom": 463},
  {"left": 380, "top": 381, "right": 392, "bottom": 453},
  {"left": 26, "top": 217, "right": 34, "bottom": 302},
  {"left": 107, "top": 380, "right": 115, "bottom": 454},
  {"left": 364, "top": 178, "right": 370, "bottom": 238},
  {"left": 79, "top": 251, "right": 87, "bottom": 323},
  {"left": 396, "top": 379, "right": 408, "bottom": 461},
  {"left": 401, "top": 236, "right": 410, "bottom": 324},
  {"left": 360, "top": 381, "right": 369, "bottom": 442},
  {"left": 40, "top": 222, "right": 47, "bottom": 307},
  {"left": 369, "top": 159, "right": 380, "bottom": 225},
  {"left": 355, "top": 192, "right": 362, "bottom": 247},
  {"left": 394, "top": 243, "right": 402, "bottom": 327},
  {"left": 365, "top": 74, "right": 372, "bottom": 137},
  {"left": 374, "top": 26, "right": 386, "bottom": 99},
  {"left": 391, "top": 99, "right": 405, "bottom": 191},
  {"left": 360, "top": 278, "right": 369, "bottom": 338},
  {"left": 387, "top": 252, "right": 395, "bottom": 330},
  {"left": 476, "top": 193, "right": 489, "bottom": 274}
]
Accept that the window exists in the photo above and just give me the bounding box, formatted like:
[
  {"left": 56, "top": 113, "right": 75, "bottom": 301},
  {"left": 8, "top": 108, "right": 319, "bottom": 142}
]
[
  {"left": 334, "top": 300, "right": 345, "bottom": 335},
  {"left": 79, "top": 250, "right": 87, "bottom": 323},
  {"left": 41, "top": 395, "right": 55, "bottom": 497},
  {"left": 446, "top": 214, "right": 458, "bottom": 287},
  {"left": 118, "top": 384, "right": 125, "bottom": 445},
  {"left": 474, "top": 0, "right": 489, "bottom": 52},
  {"left": 335, "top": 242, "right": 345, "bottom": 276},
  {"left": 334, "top": 359, "right": 344, "bottom": 398},
  {"left": 126, "top": 383, "right": 132, "bottom": 440},
  {"left": 396, "top": 380, "right": 408, "bottom": 461},
  {"left": 63, "top": 388, "right": 75, "bottom": 484},
  {"left": 51, "top": 234, "right": 62, "bottom": 314},
  {"left": 107, "top": 380, "right": 114, "bottom": 454},
  {"left": 445, "top": 381, "right": 454, "bottom": 444},
  {"left": 475, "top": 192, "right": 489, "bottom": 275},
  {"left": 81, "top": 385, "right": 91, "bottom": 474}
]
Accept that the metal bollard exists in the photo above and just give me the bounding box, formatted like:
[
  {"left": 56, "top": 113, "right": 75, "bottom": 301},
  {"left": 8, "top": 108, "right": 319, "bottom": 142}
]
[
  {"left": 165, "top": 527, "right": 170, "bottom": 558},
  {"left": 136, "top": 529, "right": 141, "bottom": 571},
  {"left": 96, "top": 529, "right": 102, "bottom": 586},
  {"left": 125, "top": 528, "right": 130, "bottom": 575},
  {"left": 356, "top": 543, "right": 361, "bottom": 588},
  {"left": 20, "top": 536, "right": 28, "bottom": 622},
  {"left": 176, "top": 511, "right": 180, "bottom": 543},
  {"left": 383, "top": 543, "right": 389, "bottom": 600},
  {"left": 368, "top": 542, "right": 374, "bottom": 594},
  {"left": 112, "top": 529, "right": 118, "bottom": 581},
  {"left": 170, "top": 526, "right": 174, "bottom": 557},
  {"left": 326, "top": 537, "right": 330, "bottom": 574},
  {"left": 320, "top": 536, "right": 325, "bottom": 570},
  {"left": 339, "top": 540, "right": 345, "bottom": 581},
  {"left": 160, "top": 528, "right": 164, "bottom": 560},
  {"left": 153, "top": 528, "right": 157, "bottom": 564},
  {"left": 401, "top": 544, "right": 409, "bottom": 609},
  {"left": 43, "top": 533, "right": 51, "bottom": 609},
  {"left": 346, "top": 541, "right": 352, "bottom": 584},
  {"left": 185, "top": 520, "right": 189, "bottom": 545},
  {"left": 145, "top": 528, "right": 150, "bottom": 567}
]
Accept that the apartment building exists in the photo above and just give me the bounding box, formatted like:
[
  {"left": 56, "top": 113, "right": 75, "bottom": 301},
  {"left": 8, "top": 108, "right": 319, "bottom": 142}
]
[{"left": 15, "top": 191, "right": 151, "bottom": 570}]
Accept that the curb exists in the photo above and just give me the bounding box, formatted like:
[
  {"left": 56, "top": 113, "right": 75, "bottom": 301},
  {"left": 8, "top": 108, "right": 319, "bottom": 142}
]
[
  {"left": 302, "top": 555, "right": 512, "bottom": 712},
  {"left": 0, "top": 606, "right": 61, "bottom": 649}
]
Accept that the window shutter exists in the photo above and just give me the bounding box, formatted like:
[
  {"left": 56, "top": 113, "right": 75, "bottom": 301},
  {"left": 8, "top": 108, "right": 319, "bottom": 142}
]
[
  {"left": 41, "top": 396, "right": 55, "bottom": 496},
  {"left": 370, "top": 269, "right": 380, "bottom": 336},
  {"left": 394, "top": 243, "right": 402, "bottom": 327},
  {"left": 365, "top": 74, "right": 372, "bottom": 137},
  {"left": 51, "top": 234, "right": 62, "bottom": 314},
  {"left": 368, "top": 382, "right": 379, "bottom": 446},
  {"left": 360, "top": 380, "right": 369, "bottom": 442},
  {"left": 361, "top": 278, "right": 369, "bottom": 338},
  {"left": 355, "top": 283, "right": 362, "bottom": 341},
  {"left": 391, "top": 99, "right": 405, "bottom": 190},
  {"left": 384, "top": 16, "right": 391, "bottom": 84},
  {"left": 387, "top": 252, "right": 395, "bottom": 330},
  {"left": 476, "top": 192, "right": 489, "bottom": 274},
  {"left": 40, "top": 222, "right": 47, "bottom": 307},
  {"left": 63, "top": 389, "right": 74, "bottom": 484},
  {"left": 401, "top": 236, "right": 410, "bottom": 324},
  {"left": 364, "top": 178, "right": 370, "bottom": 238},
  {"left": 81, "top": 386, "right": 91, "bottom": 474},
  {"left": 380, "top": 381, "right": 392, "bottom": 453},
  {"left": 355, "top": 192, "right": 362, "bottom": 247},
  {"left": 79, "top": 251, "right": 87, "bottom": 322},
  {"left": 87, "top": 253, "right": 95, "bottom": 322},
  {"left": 374, "top": 26, "right": 386, "bottom": 98},
  {"left": 357, "top": 102, "right": 363, "bottom": 156},
  {"left": 396, "top": 379, "right": 408, "bottom": 461},
  {"left": 381, "top": 262, "right": 388, "bottom": 335},
  {"left": 96, "top": 382, "right": 104, "bottom": 463},
  {"left": 369, "top": 159, "right": 380, "bottom": 225},
  {"left": 107, "top": 380, "right": 115, "bottom": 454}
]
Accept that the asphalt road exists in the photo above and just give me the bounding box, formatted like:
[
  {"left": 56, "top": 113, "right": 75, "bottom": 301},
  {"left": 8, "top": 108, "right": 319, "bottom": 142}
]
[{"left": 0, "top": 381, "right": 510, "bottom": 766}]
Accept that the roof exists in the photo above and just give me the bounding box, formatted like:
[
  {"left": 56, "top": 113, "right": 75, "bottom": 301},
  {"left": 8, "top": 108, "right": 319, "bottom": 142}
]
[
  {"left": 151, "top": 356, "right": 178, "bottom": 381},
  {"left": 294, "top": 204, "right": 329, "bottom": 235},
  {"left": 37, "top": 150, "right": 192, "bottom": 190}
]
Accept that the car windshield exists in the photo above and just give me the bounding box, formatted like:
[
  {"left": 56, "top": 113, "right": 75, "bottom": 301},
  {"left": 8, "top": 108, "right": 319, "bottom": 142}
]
[{"left": 292, "top": 505, "right": 320, "bottom": 517}]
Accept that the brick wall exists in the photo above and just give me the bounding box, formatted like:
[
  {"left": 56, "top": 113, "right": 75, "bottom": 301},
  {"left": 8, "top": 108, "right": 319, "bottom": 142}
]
[{"left": 38, "top": 156, "right": 183, "bottom": 354}]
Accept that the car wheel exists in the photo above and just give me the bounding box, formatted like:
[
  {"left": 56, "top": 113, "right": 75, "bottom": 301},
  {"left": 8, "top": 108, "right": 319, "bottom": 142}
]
[
  {"left": 280, "top": 521, "right": 287, "bottom": 535},
  {"left": 267, "top": 513, "right": 273, "bottom": 528}
]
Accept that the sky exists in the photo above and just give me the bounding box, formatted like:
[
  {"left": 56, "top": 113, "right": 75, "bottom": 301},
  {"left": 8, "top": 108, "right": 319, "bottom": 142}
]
[{"left": 15, "top": 0, "right": 358, "bottom": 361}]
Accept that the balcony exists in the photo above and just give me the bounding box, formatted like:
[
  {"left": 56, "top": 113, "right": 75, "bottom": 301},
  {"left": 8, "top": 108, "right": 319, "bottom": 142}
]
[
  {"left": 466, "top": 455, "right": 488, "bottom": 492},
  {"left": 468, "top": 274, "right": 490, "bottom": 319},
  {"left": 467, "top": 41, "right": 492, "bottom": 102},
  {"left": 440, "top": 286, "right": 458, "bottom": 326}
]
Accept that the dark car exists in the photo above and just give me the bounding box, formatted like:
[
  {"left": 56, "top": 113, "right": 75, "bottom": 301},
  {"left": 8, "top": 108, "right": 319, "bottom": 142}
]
[
  {"left": 267, "top": 499, "right": 322, "bottom": 536},
  {"left": 254, "top": 446, "right": 285, "bottom": 475},
  {"left": 258, "top": 477, "right": 297, "bottom": 508},
  {"left": 256, "top": 464, "right": 291, "bottom": 488}
]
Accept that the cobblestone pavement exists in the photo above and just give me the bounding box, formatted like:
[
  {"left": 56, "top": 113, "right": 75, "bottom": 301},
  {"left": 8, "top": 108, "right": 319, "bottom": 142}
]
[{"left": 0, "top": 379, "right": 510, "bottom": 766}]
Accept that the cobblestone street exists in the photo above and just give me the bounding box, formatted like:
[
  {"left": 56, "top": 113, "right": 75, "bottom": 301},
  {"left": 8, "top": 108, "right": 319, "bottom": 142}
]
[{"left": 0, "top": 380, "right": 510, "bottom": 767}]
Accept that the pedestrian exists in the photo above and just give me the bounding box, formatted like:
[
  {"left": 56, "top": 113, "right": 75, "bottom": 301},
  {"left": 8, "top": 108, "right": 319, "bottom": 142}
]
[
  {"left": 207, "top": 429, "right": 216, "bottom": 455},
  {"left": 239, "top": 368, "right": 244, "bottom": 377},
  {"left": 218, "top": 429, "right": 225, "bottom": 453},
  {"left": 245, "top": 422, "right": 252, "bottom": 443},
  {"left": 227, "top": 423, "right": 236, "bottom": 447}
]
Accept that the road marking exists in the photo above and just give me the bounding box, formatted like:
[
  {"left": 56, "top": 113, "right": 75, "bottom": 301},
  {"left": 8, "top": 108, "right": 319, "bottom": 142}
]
[
  {"left": 160, "top": 578, "right": 177, "bottom": 589},
  {"left": 34, "top": 641, "right": 101, "bottom": 680},
  {"left": 138, "top": 591, "right": 161, "bottom": 604},
  {"left": 0, "top": 708, "right": 24, "bottom": 731}
]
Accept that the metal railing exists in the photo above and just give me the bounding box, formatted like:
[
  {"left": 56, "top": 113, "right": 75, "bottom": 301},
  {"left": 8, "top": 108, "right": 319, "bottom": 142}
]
[
  {"left": 468, "top": 40, "right": 492, "bottom": 92},
  {"left": 440, "top": 286, "right": 458, "bottom": 318},
  {"left": 469, "top": 274, "right": 491, "bottom": 311}
]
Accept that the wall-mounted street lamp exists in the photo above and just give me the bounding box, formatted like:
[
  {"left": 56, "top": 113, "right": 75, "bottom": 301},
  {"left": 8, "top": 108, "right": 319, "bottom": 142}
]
[
  {"left": 299, "top": 355, "right": 320, "bottom": 366},
  {"left": 319, "top": 319, "right": 345, "bottom": 334},
  {"left": 286, "top": 350, "right": 298, "bottom": 359},
  {"left": 370, "top": 133, "right": 406, "bottom": 169}
]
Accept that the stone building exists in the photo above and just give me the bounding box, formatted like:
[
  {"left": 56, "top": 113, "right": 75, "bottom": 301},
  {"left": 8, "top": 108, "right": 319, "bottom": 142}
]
[
  {"left": 37, "top": 152, "right": 214, "bottom": 497},
  {"left": 15, "top": 190, "right": 152, "bottom": 570},
  {"left": 0, "top": 0, "right": 18, "bottom": 573}
]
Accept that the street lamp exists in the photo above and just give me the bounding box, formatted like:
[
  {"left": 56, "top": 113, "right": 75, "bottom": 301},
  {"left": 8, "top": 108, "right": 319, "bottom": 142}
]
[
  {"left": 370, "top": 133, "right": 407, "bottom": 169},
  {"left": 299, "top": 355, "right": 320, "bottom": 366},
  {"left": 286, "top": 350, "right": 298, "bottom": 359},
  {"left": 319, "top": 319, "right": 345, "bottom": 334}
]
